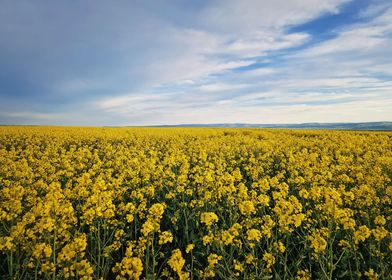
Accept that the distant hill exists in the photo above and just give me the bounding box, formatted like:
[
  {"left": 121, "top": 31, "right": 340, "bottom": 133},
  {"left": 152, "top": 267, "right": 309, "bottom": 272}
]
[{"left": 152, "top": 122, "right": 392, "bottom": 130}]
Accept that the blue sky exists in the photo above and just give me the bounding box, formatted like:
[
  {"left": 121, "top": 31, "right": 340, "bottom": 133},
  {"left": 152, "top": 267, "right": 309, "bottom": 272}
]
[{"left": 0, "top": 0, "right": 391, "bottom": 125}]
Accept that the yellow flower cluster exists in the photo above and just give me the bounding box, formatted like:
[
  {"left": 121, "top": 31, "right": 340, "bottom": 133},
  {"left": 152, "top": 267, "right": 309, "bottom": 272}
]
[
  {"left": 246, "top": 228, "right": 262, "bottom": 242},
  {"left": 168, "top": 249, "right": 189, "bottom": 279},
  {"left": 239, "top": 200, "right": 256, "bottom": 216},
  {"left": 200, "top": 212, "right": 219, "bottom": 227},
  {"left": 262, "top": 252, "right": 276, "bottom": 272},
  {"left": 0, "top": 126, "right": 391, "bottom": 279},
  {"left": 159, "top": 231, "right": 173, "bottom": 245},
  {"left": 201, "top": 253, "right": 222, "bottom": 278},
  {"left": 113, "top": 244, "right": 143, "bottom": 280}
]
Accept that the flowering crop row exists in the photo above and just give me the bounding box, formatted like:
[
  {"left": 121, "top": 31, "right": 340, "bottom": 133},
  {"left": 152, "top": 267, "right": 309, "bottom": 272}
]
[{"left": 0, "top": 127, "right": 391, "bottom": 279}]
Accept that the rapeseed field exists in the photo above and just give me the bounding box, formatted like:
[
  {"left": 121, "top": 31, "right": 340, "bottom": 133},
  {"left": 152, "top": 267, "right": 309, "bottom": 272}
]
[{"left": 0, "top": 127, "right": 391, "bottom": 279}]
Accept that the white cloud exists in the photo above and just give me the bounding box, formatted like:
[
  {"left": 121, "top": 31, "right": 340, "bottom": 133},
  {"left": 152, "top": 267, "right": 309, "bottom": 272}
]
[
  {"left": 242, "top": 67, "right": 278, "bottom": 77},
  {"left": 0, "top": 111, "right": 66, "bottom": 119},
  {"left": 197, "top": 83, "right": 249, "bottom": 93},
  {"left": 224, "top": 32, "right": 310, "bottom": 57},
  {"left": 296, "top": 28, "right": 387, "bottom": 58},
  {"left": 96, "top": 93, "right": 175, "bottom": 111},
  {"left": 201, "top": 0, "right": 350, "bottom": 32},
  {"left": 295, "top": 6, "right": 392, "bottom": 58}
]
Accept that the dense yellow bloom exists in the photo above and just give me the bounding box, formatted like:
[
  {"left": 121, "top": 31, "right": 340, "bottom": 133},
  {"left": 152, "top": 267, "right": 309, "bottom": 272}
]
[
  {"left": 261, "top": 215, "right": 275, "bottom": 238},
  {"left": 148, "top": 203, "right": 166, "bottom": 218},
  {"left": 308, "top": 233, "right": 328, "bottom": 254},
  {"left": 168, "top": 249, "right": 189, "bottom": 279},
  {"left": 257, "top": 194, "right": 270, "bottom": 206},
  {"left": 0, "top": 127, "right": 391, "bottom": 279},
  {"left": 374, "top": 215, "right": 386, "bottom": 226},
  {"left": 159, "top": 231, "right": 173, "bottom": 245},
  {"left": 63, "top": 259, "right": 94, "bottom": 280},
  {"left": 125, "top": 202, "right": 136, "bottom": 223},
  {"left": 372, "top": 227, "right": 388, "bottom": 241},
  {"left": 273, "top": 196, "right": 305, "bottom": 232},
  {"left": 247, "top": 229, "right": 262, "bottom": 242},
  {"left": 0, "top": 236, "right": 15, "bottom": 251},
  {"left": 200, "top": 212, "right": 219, "bottom": 227},
  {"left": 114, "top": 257, "right": 143, "bottom": 280},
  {"left": 58, "top": 234, "right": 87, "bottom": 263},
  {"left": 263, "top": 252, "right": 276, "bottom": 271},
  {"left": 239, "top": 200, "right": 256, "bottom": 215},
  {"left": 32, "top": 243, "right": 52, "bottom": 259},
  {"left": 354, "top": 225, "right": 372, "bottom": 244},
  {"left": 141, "top": 219, "right": 160, "bottom": 236}
]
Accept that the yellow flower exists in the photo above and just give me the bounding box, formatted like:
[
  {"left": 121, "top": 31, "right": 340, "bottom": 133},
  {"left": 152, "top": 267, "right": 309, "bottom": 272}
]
[
  {"left": 185, "top": 244, "right": 195, "bottom": 253},
  {"left": 257, "top": 194, "right": 270, "bottom": 206},
  {"left": 338, "top": 239, "right": 351, "bottom": 249},
  {"left": 374, "top": 215, "right": 386, "bottom": 226},
  {"left": 207, "top": 253, "right": 222, "bottom": 267},
  {"left": 168, "top": 249, "right": 188, "bottom": 279},
  {"left": 159, "top": 231, "right": 173, "bottom": 245},
  {"left": 372, "top": 227, "right": 388, "bottom": 241},
  {"left": 202, "top": 234, "right": 214, "bottom": 246},
  {"left": 261, "top": 215, "right": 275, "bottom": 238},
  {"left": 342, "top": 217, "right": 356, "bottom": 230},
  {"left": 32, "top": 243, "right": 52, "bottom": 259},
  {"left": 58, "top": 234, "right": 87, "bottom": 262},
  {"left": 239, "top": 200, "right": 256, "bottom": 215},
  {"left": 296, "top": 269, "right": 311, "bottom": 280},
  {"left": 200, "top": 212, "right": 219, "bottom": 227},
  {"left": 263, "top": 252, "right": 275, "bottom": 270},
  {"left": 246, "top": 229, "right": 262, "bottom": 242},
  {"left": 69, "top": 259, "right": 94, "bottom": 280},
  {"left": 141, "top": 220, "right": 159, "bottom": 236},
  {"left": 125, "top": 202, "right": 136, "bottom": 223},
  {"left": 148, "top": 203, "right": 165, "bottom": 218},
  {"left": 274, "top": 241, "right": 286, "bottom": 253},
  {"left": 364, "top": 268, "right": 379, "bottom": 280},
  {"left": 115, "top": 257, "right": 143, "bottom": 280},
  {"left": 1, "top": 126, "right": 391, "bottom": 279},
  {"left": 354, "top": 225, "right": 371, "bottom": 244},
  {"left": 0, "top": 237, "right": 15, "bottom": 251},
  {"left": 233, "top": 259, "right": 244, "bottom": 272},
  {"left": 308, "top": 233, "right": 327, "bottom": 254},
  {"left": 245, "top": 253, "right": 256, "bottom": 265},
  {"left": 221, "top": 230, "right": 235, "bottom": 245}
]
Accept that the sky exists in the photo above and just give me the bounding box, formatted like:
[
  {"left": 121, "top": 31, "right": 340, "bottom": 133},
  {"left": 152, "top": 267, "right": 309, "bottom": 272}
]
[{"left": 0, "top": 0, "right": 392, "bottom": 126}]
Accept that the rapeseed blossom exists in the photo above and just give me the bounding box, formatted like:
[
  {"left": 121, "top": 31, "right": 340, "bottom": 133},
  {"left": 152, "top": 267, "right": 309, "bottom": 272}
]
[{"left": 200, "top": 212, "right": 219, "bottom": 227}]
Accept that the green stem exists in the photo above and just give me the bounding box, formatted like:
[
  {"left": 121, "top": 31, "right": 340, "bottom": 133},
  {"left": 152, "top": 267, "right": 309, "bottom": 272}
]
[
  {"left": 52, "top": 229, "right": 57, "bottom": 280},
  {"left": 9, "top": 250, "right": 13, "bottom": 279},
  {"left": 97, "top": 221, "right": 101, "bottom": 279}
]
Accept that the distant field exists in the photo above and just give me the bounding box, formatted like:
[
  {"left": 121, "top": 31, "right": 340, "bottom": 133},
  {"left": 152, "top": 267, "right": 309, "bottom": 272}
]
[{"left": 0, "top": 127, "right": 391, "bottom": 279}]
